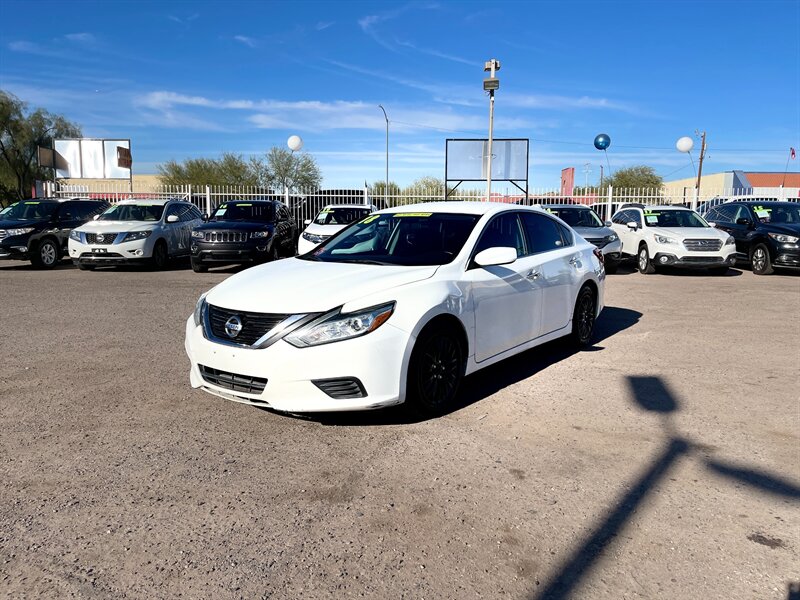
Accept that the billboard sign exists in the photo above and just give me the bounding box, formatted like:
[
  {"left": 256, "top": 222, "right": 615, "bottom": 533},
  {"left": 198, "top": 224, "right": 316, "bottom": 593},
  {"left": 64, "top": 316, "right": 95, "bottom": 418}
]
[
  {"left": 445, "top": 139, "right": 528, "bottom": 182},
  {"left": 54, "top": 139, "right": 131, "bottom": 179}
]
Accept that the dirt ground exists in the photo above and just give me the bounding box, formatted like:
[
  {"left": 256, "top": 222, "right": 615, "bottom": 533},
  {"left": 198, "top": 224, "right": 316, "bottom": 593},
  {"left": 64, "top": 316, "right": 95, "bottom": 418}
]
[{"left": 0, "top": 258, "right": 798, "bottom": 600}]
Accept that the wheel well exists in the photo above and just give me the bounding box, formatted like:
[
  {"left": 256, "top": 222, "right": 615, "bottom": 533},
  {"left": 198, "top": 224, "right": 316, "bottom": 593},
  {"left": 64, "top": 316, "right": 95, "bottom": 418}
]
[
  {"left": 417, "top": 314, "right": 469, "bottom": 359},
  {"left": 37, "top": 235, "right": 60, "bottom": 251},
  {"left": 580, "top": 279, "right": 598, "bottom": 300}
]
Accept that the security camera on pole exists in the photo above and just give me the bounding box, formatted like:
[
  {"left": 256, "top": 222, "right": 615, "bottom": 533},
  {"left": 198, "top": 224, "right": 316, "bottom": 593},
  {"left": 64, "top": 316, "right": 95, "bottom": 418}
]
[{"left": 484, "top": 58, "right": 500, "bottom": 201}]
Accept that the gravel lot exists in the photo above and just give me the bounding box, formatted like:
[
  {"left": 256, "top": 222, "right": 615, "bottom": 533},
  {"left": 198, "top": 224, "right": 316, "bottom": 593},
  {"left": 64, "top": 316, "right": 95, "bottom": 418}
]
[{"left": 0, "top": 259, "right": 798, "bottom": 600}]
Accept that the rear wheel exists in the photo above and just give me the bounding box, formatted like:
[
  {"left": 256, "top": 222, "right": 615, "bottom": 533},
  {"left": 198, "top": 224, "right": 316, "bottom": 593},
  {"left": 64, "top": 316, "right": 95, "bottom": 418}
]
[
  {"left": 31, "top": 238, "right": 60, "bottom": 269},
  {"left": 569, "top": 285, "right": 597, "bottom": 347},
  {"left": 406, "top": 325, "right": 464, "bottom": 416},
  {"left": 151, "top": 240, "right": 168, "bottom": 270},
  {"left": 750, "top": 244, "right": 773, "bottom": 275},
  {"left": 637, "top": 244, "right": 656, "bottom": 274}
]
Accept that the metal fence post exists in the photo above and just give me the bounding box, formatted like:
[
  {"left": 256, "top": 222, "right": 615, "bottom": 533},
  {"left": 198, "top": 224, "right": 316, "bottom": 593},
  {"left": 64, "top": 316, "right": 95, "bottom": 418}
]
[
  {"left": 606, "top": 185, "right": 613, "bottom": 220},
  {"left": 188, "top": 184, "right": 192, "bottom": 204},
  {"left": 205, "top": 185, "right": 211, "bottom": 215}
]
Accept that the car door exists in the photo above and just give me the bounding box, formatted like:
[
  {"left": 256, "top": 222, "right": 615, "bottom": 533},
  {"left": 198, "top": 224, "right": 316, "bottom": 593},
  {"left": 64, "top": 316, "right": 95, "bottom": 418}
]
[
  {"left": 54, "top": 202, "right": 85, "bottom": 249},
  {"left": 520, "top": 212, "right": 578, "bottom": 335},
  {"left": 163, "top": 203, "right": 184, "bottom": 254},
  {"left": 613, "top": 210, "right": 637, "bottom": 255},
  {"left": 466, "top": 212, "right": 542, "bottom": 363},
  {"left": 718, "top": 205, "right": 754, "bottom": 257},
  {"left": 178, "top": 204, "right": 202, "bottom": 255}
]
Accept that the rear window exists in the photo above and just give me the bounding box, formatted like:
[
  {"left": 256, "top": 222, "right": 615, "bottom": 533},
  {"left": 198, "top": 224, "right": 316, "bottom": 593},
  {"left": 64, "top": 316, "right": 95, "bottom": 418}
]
[{"left": 313, "top": 207, "right": 372, "bottom": 226}]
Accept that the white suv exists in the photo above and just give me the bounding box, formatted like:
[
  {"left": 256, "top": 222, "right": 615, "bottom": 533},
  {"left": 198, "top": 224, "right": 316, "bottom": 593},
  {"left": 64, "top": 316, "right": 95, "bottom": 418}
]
[{"left": 610, "top": 205, "right": 737, "bottom": 274}]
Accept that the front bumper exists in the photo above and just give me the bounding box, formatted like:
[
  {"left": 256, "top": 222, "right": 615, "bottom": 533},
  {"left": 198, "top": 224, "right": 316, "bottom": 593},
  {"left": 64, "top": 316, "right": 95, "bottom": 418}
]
[
  {"left": 184, "top": 316, "right": 411, "bottom": 412},
  {"left": 297, "top": 236, "right": 324, "bottom": 256},
  {"left": 652, "top": 251, "right": 738, "bottom": 268},
  {"left": 772, "top": 243, "right": 800, "bottom": 269},
  {"left": 191, "top": 242, "right": 270, "bottom": 265},
  {"left": 68, "top": 236, "right": 155, "bottom": 265},
  {"left": 600, "top": 239, "right": 622, "bottom": 261},
  {"left": 0, "top": 235, "right": 33, "bottom": 260}
]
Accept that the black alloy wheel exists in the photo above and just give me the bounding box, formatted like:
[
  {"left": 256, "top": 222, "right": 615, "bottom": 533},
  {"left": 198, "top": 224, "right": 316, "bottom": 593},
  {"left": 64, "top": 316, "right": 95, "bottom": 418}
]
[
  {"left": 750, "top": 243, "right": 773, "bottom": 275},
  {"left": 407, "top": 327, "right": 464, "bottom": 416},
  {"left": 570, "top": 285, "right": 597, "bottom": 347},
  {"left": 151, "top": 240, "right": 169, "bottom": 270}
]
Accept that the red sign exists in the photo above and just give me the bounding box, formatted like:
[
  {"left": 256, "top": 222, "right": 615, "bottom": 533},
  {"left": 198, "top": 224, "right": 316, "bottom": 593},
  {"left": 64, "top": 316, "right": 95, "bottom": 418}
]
[{"left": 117, "top": 146, "right": 132, "bottom": 169}]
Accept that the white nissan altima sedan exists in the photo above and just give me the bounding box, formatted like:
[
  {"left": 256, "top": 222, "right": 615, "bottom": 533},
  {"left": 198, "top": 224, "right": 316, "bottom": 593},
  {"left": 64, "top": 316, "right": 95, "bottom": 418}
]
[{"left": 185, "top": 202, "right": 606, "bottom": 415}]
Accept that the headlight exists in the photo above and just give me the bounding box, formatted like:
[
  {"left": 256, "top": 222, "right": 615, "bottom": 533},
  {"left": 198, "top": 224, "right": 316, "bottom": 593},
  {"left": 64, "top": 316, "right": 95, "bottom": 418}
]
[
  {"left": 284, "top": 302, "right": 395, "bottom": 348},
  {"left": 768, "top": 232, "right": 799, "bottom": 243},
  {"left": 69, "top": 230, "right": 82, "bottom": 242},
  {"left": 725, "top": 235, "right": 736, "bottom": 245},
  {"left": 193, "top": 293, "right": 208, "bottom": 327},
  {"left": 251, "top": 230, "right": 271, "bottom": 239},
  {"left": 122, "top": 230, "right": 152, "bottom": 242},
  {"left": 604, "top": 234, "right": 617, "bottom": 242},
  {"left": 7, "top": 227, "right": 35, "bottom": 236},
  {"left": 191, "top": 230, "right": 205, "bottom": 239},
  {"left": 302, "top": 231, "right": 326, "bottom": 244},
  {"left": 654, "top": 235, "right": 677, "bottom": 244}
]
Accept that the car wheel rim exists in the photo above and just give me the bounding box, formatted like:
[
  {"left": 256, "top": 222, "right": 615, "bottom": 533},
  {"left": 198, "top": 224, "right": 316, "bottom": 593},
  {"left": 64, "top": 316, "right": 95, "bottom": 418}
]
[
  {"left": 155, "top": 245, "right": 165, "bottom": 266},
  {"left": 578, "top": 293, "right": 595, "bottom": 341},
  {"left": 419, "top": 336, "right": 460, "bottom": 407},
  {"left": 638, "top": 249, "right": 647, "bottom": 270},
  {"left": 41, "top": 244, "right": 56, "bottom": 265},
  {"left": 753, "top": 249, "right": 765, "bottom": 271}
]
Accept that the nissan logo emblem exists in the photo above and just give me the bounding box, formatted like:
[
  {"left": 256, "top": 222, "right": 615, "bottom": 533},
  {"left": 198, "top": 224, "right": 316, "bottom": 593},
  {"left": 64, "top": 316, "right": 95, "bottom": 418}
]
[
  {"left": 96, "top": 234, "right": 105, "bottom": 243},
  {"left": 224, "top": 316, "right": 243, "bottom": 338}
]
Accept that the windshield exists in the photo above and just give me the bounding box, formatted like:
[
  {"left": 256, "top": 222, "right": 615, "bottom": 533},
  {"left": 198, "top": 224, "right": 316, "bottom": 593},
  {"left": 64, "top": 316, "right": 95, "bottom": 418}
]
[
  {"left": 751, "top": 204, "right": 800, "bottom": 224},
  {"left": 0, "top": 201, "right": 57, "bottom": 221},
  {"left": 301, "top": 212, "right": 480, "bottom": 266},
  {"left": 546, "top": 207, "right": 603, "bottom": 228},
  {"left": 643, "top": 209, "right": 708, "bottom": 228},
  {"left": 211, "top": 202, "right": 275, "bottom": 222},
  {"left": 99, "top": 204, "right": 165, "bottom": 222},
  {"left": 313, "top": 207, "right": 372, "bottom": 226}
]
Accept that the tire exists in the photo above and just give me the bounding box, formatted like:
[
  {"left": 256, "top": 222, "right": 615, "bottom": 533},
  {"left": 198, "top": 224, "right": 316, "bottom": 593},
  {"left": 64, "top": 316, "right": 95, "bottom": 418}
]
[
  {"left": 31, "top": 238, "right": 60, "bottom": 269},
  {"left": 406, "top": 325, "right": 464, "bottom": 416},
  {"left": 77, "top": 263, "right": 95, "bottom": 271},
  {"left": 604, "top": 260, "right": 618, "bottom": 274},
  {"left": 708, "top": 266, "right": 729, "bottom": 276},
  {"left": 750, "top": 243, "right": 773, "bottom": 275},
  {"left": 268, "top": 243, "right": 279, "bottom": 262},
  {"left": 151, "top": 240, "right": 169, "bottom": 270},
  {"left": 569, "top": 285, "right": 597, "bottom": 348},
  {"left": 190, "top": 258, "right": 208, "bottom": 273},
  {"left": 637, "top": 244, "right": 656, "bottom": 274}
]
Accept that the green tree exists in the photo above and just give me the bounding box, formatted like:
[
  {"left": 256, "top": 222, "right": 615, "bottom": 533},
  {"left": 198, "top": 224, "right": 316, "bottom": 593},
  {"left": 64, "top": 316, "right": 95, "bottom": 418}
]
[
  {"left": 260, "top": 147, "right": 322, "bottom": 190},
  {"left": 0, "top": 90, "right": 82, "bottom": 202},
  {"left": 156, "top": 152, "right": 259, "bottom": 187},
  {"left": 604, "top": 165, "right": 663, "bottom": 191},
  {"left": 371, "top": 181, "right": 402, "bottom": 207},
  {"left": 403, "top": 176, "right": 447, "bottom": 202}
]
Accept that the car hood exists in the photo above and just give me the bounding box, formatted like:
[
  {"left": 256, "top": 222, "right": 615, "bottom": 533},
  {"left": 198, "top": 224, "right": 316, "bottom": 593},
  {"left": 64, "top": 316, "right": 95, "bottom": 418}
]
[
  {"left": 303, "top": 223, "right": 348, "bottom": 236},
  {"left": 647, "top": 226, "right": 728, "bottom": 240},
  {"left": 77, "top": 220, "right": 158, "bottom": 233},
  {"left": 572, "top": 225, "right": 615, "bottom": 239},
  {"left": 0, "top": 218, "right": 49, "bottom": 230},
  {"left": 194, "top": 221, "right": 274, "bottom": 232},
  {"left": 206, "top": 258, "right": 438, "bottom": 314},
  {"left": 762, "top": 223, "right": 800, "bottom": 236}
]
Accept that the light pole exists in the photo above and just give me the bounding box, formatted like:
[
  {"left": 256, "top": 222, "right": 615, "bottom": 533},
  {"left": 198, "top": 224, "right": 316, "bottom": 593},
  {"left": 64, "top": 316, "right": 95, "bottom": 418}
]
[
  {"left": 286, "top": 135, "right": 303, "bottom": 203},
  {"left": 378, "top": 104, "right": 389, "bottom": 206},
  {"left": 583, "top": 163, "right": 591, "bottom": 189},
  {"left": 676, "top": 133, "right": 705, "bottom": 211},
  {"left": 483, "top": 58, "right": 500, "bottom": 201}
]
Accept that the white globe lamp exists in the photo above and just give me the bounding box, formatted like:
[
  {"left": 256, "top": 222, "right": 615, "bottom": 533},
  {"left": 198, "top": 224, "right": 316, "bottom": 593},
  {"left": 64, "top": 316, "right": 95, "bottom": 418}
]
[
  {"left": 676, "top": 136, "right": 694, "bottom": 153},
  {"left": 287, "top": 135, "right": 303, "bottom": 152}
]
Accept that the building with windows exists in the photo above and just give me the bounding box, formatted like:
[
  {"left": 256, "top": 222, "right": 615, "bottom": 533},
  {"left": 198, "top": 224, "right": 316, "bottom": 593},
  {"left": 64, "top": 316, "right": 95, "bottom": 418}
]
[{"left": 663, "top": 171, "right": 800, "bottom": 200}]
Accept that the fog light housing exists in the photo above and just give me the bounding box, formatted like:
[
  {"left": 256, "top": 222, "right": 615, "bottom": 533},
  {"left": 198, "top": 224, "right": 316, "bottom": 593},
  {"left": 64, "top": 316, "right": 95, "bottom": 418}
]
[
  {"left": 133, "top": 249, "right": 143, "bottom": 256},
  {"left": 256, "top": 245, "right": 267, "bottom": 251},
  {"left": 659, "top": 255, "right": 669, "bottom": 263},
  {"left": 14, "top": 246, "right": 27, "bottom": 252}
]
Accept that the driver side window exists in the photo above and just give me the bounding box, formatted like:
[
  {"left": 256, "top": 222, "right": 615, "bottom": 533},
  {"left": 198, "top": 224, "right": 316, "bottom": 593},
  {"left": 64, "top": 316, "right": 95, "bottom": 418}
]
[{"left": 474, "top": 213, "right": 525, "bottom": 257}]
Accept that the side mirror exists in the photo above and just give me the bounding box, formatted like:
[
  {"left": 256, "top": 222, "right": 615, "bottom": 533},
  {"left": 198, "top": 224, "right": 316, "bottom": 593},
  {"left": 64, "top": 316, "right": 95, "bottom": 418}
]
[
  {"left": 93, "top": 214, "right": 100, "bottom": 220},
  {"left": 474, "top": 247, "right": 517, "bottom": 267},
  {"left": 605, "top": 220, "right": 613, "bottom": 227},
  {"left": 166, "top": 214, "right": 179, "bottom": 223},
  {"left": 304, "top": 219, "right": 311, "bottom": 226},
  {"left": 626, "top": 221, "right": 639, "bottom": 230},
  {"left": 202, "top": 212, "right": 209, "bottom": 222},
  {"left": 706, "top": 222, "right": 716, "bottom": 228},
  {"left": 736, "top": 217, "right": 752, "bottom": 227}
]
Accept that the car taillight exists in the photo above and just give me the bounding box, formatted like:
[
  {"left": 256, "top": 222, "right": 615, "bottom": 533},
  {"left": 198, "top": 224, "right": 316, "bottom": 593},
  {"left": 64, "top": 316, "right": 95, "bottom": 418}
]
[{"left": 593, "top": 247, "right": 605, "bottom": 265}]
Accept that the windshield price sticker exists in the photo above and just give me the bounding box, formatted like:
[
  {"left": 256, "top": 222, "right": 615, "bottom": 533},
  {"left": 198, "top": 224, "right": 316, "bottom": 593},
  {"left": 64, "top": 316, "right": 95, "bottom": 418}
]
[
  {"left": 394, "top": 212, "right": 433, "bottom": 218},
  {"left": 755, "top": 209, "right": 770, "bottom": 219},
  {"left": 237, "top": 203, "right": 252, "bottom": 207},
  {"left": 25, "top": 201, "right": 40, "bottom": 205},
  {"left": 361, "top": 215, "right": 380, "bottom": 224},
  {"left": 646, "top": 215, "right": 659, "bottom": 224}
]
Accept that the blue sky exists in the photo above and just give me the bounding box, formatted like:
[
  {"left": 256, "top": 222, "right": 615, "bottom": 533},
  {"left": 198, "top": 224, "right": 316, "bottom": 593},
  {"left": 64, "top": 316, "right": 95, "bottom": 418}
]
[{"left": 1, "top": 0, "right": 798, "bottom": 189}]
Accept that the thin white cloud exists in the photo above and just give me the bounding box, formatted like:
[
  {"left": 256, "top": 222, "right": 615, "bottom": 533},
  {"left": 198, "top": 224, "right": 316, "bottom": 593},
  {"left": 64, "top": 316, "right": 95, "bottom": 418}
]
[
  {"left": 233, "top": 35, "right": 258, "bottom": 48},
  {"left": 394, "top": 39, "right": 477, "bottom": 67},
  {"left": 315, "top": 21, "right": 335, "bottom": 31},
  {"left": 64, "top": 33, "right": 95, "bottom": 43}
]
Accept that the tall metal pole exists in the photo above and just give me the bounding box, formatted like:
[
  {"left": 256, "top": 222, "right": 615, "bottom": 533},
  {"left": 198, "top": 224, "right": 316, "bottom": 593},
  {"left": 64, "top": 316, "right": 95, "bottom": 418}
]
[
  {"left": 378, "top": 105, "right": 389, "bottom": 206},
  {"left": 486, "top": 62, "right": 497, "bottom": 201},
  {"left": 694, "top": 130, "right": 707, "bottom": 211},
  {"left": 600, "top": 165, "right": 604, "bottom": 189}
]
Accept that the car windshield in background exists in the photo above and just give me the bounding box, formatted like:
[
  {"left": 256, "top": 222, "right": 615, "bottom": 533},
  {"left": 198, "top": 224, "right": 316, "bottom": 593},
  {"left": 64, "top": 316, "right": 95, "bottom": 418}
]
[
  {"left": 301, "top": 212, "right": 480, "bottom": 266},
  {"left": 644, "top": 209, "right": 708, "bottom": 228},
  {"left": 547, "top": 207, "right": 603, "bottom": 228},
  {"left": 0, "top": 201, "right": 58, "bottom": 221},
  {"left": 751, "top": 204, "right": 800, "bottom": 224},
  {"left": 313, "top": 207, "right": 372, "bottom": 226},
  {"left": 99, "top": 204, "right": 165, "bottom": 222},
  {"left": 212, "top": 202, "right": 275, "bottom": 222}
]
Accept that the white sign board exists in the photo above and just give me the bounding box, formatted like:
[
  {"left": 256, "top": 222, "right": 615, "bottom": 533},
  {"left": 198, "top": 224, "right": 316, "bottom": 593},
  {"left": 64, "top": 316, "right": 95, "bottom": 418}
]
[
  {"left": 54, "top": 139, "right": 131, "bottom": 179},
  {"left": 446, "top": 139, "right": 528, "bottom": 181}
]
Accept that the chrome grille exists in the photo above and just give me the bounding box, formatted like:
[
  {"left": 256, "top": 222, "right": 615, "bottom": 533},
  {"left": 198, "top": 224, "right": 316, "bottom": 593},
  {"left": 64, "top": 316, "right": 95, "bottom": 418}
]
[
  {"left": 207, "top": 304, "right": 289, "bottom": 346},
  {"left": 199, "top": 365, "right": 267, "bottom": 394},
  {"left": 682, "top": 256, "right": 724, "bottom": 264},
  {"left": 204, "top": 230, "right": 248, "bottom": 243},
  {"left": 85, "top": 233, "right": 119, "bottom": 245},
  {"left": 585, "top": 238, "right": 609, "bottom": 249},
  {"left": 683, "top": 238, "right": 722, "bottom": 252},
  {"left": 0, "top": 230, "right": 7, "bottom": 240}
]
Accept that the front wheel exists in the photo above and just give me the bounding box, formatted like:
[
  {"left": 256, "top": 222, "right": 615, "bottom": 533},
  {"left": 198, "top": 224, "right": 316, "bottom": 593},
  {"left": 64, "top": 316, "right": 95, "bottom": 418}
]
[
  {"left": 751, "top": 244, "right": 774, "bottom": 275},
  {"left": 31, "top": 238, "right": 60, "bottom": 269},
  {"left": 151, "top": 240, "right": 169, "bottom": 270},
  {"left": 637, "top": 244, "right": 656, "bottom": 274},
  {"left": 190, "top": 258, "right": 208, "bottom": 273},
  {"left": 569, "top": 285, "right": 597, "bottom": 347},
  {"left": 406, "top": 326, "right": 464, "bottom": 416}
]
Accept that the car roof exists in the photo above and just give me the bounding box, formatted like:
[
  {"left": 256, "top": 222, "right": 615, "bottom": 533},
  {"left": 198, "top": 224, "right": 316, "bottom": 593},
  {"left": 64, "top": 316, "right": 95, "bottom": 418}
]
[
  {"left": 221, "top": 199, "right": 275, "bottom": 204},
  {"left": 319, "top": 204, "right": 373, "bottom": 210},
  {"left": 545, "top": 204, "right": 594, "bottom": 209},
  {"left": 116, "top": 198, "right": 181, "bottom": 206},
  {"left": 374, "top": 201, "right": 549, "bottom": 216},
  {"left": 726, "top": 200, "right": 790, "bottom": 205},
  {"left": 639, "top": 205, "right": 692, "bottom": 211}
]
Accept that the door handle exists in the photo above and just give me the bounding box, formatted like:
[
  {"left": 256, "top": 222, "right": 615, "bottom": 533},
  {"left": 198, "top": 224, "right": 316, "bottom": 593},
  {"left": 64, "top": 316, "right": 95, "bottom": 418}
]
[
  {"left": 526, "top": 270, "right": 540, "bottom": 280},
  {"left": 569, "top": 256, "right": 580, "bottom": 266}
]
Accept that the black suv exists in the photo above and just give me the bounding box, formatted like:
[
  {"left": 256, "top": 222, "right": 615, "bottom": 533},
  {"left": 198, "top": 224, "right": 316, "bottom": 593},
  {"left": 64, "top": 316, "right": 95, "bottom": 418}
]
[
  {"left": 705, "top": 201, "right": 800, "bottom": 274},
  {"left": 190, "top": 199, "right": 297, "bottom": 272},
  {"left": 0, "top": 198, "right": 110, "bottom": 268}
]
